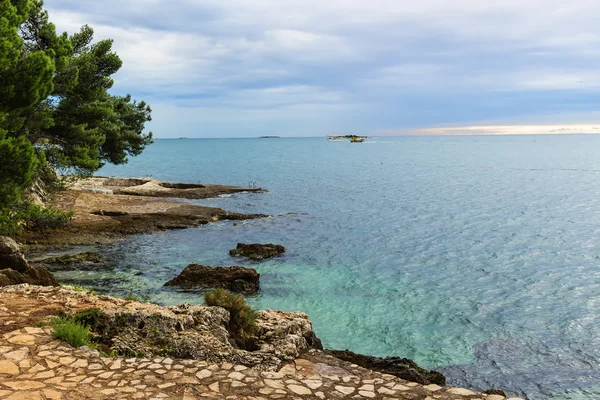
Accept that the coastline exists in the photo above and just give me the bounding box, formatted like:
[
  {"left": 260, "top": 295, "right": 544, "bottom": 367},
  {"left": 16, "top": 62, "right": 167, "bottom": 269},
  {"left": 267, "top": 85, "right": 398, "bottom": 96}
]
[
  {"left": 17, "top": 177, "right": 268, "bottom": 252},
  {"left": 0, "top": 176, "right": 521, "bottom": 399}
]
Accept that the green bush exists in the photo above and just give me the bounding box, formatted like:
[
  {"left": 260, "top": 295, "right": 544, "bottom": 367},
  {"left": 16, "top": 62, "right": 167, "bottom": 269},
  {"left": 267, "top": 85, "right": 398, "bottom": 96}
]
[
  {"left": 204, "top": 288, "right": 258, "bottom": 348},
  {"left": 0, "top": 202, "right": 73, "bottom": 235},
  {"left": 20, "top": 203, "right": 74, "bottom": 231},
  {"left": 51, "top": 316, "right": 92, "bottom": 348},
  {"left": 72, "top": 308, "right": 104, "bottom": 331}
]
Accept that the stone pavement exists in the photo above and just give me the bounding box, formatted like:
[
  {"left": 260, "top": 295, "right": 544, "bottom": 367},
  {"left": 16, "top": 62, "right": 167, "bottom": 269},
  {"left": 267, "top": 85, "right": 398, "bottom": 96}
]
[{"left": 0, "top": 327, "right": 522, "bottom": 400}]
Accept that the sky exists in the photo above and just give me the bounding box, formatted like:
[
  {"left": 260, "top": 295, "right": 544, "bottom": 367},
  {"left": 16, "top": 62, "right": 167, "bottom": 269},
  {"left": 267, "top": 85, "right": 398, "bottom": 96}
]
[{"left": 45, "top": 0, "right": 600, "bottom": 138}]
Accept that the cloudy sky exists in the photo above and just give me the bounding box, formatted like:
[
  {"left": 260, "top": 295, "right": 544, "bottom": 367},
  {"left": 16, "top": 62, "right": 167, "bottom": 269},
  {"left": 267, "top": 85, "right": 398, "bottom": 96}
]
[{"left": 46, "top": 0, "right": 600, "bottom": 137}]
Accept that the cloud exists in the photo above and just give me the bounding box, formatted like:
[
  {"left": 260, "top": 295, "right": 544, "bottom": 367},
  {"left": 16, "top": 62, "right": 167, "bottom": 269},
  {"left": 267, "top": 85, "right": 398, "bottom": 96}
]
[{"left": 44, "top": 0, "right": 600, "bottom": 137}]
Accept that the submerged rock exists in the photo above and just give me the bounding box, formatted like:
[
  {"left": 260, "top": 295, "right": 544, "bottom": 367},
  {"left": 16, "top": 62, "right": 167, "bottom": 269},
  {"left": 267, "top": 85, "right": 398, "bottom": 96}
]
[
  {"left": 229, "top": 243, "right": 286, "bottom": 261},
  {"left": 326, "top": 349, "right": 446, "bottom": 385},
  {"left": 164, "top": 264, "right": 260, "bottom": 294},
  {"left": 0, "top": 236, "right": 59, "bottom": 287},
  {"left": 41, "top": 251, "right": 106, "bottom": 266}
]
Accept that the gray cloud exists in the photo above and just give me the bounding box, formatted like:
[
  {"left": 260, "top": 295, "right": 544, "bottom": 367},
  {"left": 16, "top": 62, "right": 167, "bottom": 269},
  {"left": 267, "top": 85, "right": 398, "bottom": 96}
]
[{"left": 45, "top": 0, "right": 600, "bottom": 137}]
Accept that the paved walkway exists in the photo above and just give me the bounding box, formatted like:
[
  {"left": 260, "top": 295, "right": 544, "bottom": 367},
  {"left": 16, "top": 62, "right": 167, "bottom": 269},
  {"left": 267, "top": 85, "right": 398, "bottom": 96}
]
[{"left": 0, "top": 327, "right": 521, "bottom": 400}]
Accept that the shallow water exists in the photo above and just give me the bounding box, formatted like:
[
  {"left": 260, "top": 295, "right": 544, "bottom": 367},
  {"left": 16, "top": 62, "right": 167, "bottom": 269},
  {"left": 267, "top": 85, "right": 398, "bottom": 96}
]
[{"left": 50, "top": 136, "right": 600, "bottom": 399}]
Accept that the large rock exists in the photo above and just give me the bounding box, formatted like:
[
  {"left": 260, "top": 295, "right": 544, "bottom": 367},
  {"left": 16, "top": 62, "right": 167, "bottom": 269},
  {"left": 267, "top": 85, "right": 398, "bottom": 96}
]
[
  {"left": 0, "top": 237, "right": 28, "bottom": 273},
  {"left": 326, "top": 349, "right": 446, "bottom": 385},
  {"left": 0, "top": 236, "right": 59, "bottom": 286},
  {"left": 164, "top": 264, "right": 260, "bottom": 294},
  {"left": 0, "top": 266, "right": 59, "bottom": 287},
  {"left": 0, "top": 237, "right": 20, "bottom": 254},
  {"left": 229, "top": 243, "right": 286, "bottom": 261}
]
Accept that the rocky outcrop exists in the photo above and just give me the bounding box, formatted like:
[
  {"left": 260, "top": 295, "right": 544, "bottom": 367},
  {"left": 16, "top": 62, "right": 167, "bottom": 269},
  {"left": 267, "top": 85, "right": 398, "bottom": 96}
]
[
  {"left": 229, "top": 243, "right": 286, "bottom": 261},
  {"left": 72, "top": 176, "right": 265, "bottom": 200},
  {"left": 0, "top": 237, "right": 29, "bottom": 273},
  {"left": 326, "top": 349, "right": 446, "bottom": 386},
  {"left": 0, "top": 266, "right": 59, "bottom": 287},
  {"left": 164, "top": 264, "right": 260, "bottom": 294},
  {"left": 1, "top": 285, "right": 322, "bottom": 370},
  {"left": 41, "top": 251, "right": 106, "bottom": 265},
  {"left": 0, "top": 236, "right": 59, "bottom": 287}
]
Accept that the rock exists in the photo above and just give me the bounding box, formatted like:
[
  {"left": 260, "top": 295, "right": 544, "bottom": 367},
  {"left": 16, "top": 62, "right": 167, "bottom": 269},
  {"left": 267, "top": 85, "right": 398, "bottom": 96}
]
[
  {"left": 164, "top": 264, "right": 260, "bottom": 294},
  {"left": 0, "top": 266, "right": 59, "bottom": 287},
  {"left": 325, "top": 349, "right": 446, "bottom": 386},
  {"left": 0, "top": 237, "right": 28, "bottom": 273},
  {"left": 0, "top": 253, "right": 29, "bottom": 273},
  {"left": 40, "top": 251, "right": 106, "bottom": 265},
  {"left": 229, "top": 243, "right": 286, "bottom": 261},
  {"left": 51, "top": 294, "right": 321, "bottom": 370},
  {"left": 0, "top": 237, "right": 20, "bottom": 254},
  {"left": 483, "top": 389, "right": 507, "bottom": 396},
  {"left": 39, "top": 252, "right": 110, "bottom": 271},
  {"left": 0, "top": 236, "right": 58, "bottom": 287}
]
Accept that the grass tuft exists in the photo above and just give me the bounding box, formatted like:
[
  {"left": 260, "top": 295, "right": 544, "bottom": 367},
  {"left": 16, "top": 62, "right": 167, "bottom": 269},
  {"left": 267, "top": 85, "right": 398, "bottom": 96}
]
[{"left": 51, "top": 316, "right": 92, "bottom": 348}]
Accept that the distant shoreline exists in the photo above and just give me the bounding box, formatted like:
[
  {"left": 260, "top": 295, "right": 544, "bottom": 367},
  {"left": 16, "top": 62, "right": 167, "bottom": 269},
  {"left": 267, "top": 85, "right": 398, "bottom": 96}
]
[{"left": 153, "top": 131, "right": 600, "bottom": 140}]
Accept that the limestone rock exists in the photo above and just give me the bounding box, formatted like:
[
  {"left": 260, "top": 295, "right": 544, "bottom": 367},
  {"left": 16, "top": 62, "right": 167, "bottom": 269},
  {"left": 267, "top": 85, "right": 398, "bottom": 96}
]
[
  {"left": 229, "top": 243, "right": 286, "bottom": 261},
  {"left": 164, "top": 264, "right": 260, "bottom": 294},
  {"left": 0, "top": 237, "right": 59, "bottom": 287},
  {"left": 326, "top": 349, "right": 445, "bottom": 386},
  {"left": 0, "top": 266, "right": 59, "bottom": 287},
  {"left": 0, "top": 237, "right": 28, "bottom": 273},
  {"left": 68, "top": 298, "right": 321, "bottom": 370},
  {"left": 0, "top": 237, "right": 20, "bottom": 254}
]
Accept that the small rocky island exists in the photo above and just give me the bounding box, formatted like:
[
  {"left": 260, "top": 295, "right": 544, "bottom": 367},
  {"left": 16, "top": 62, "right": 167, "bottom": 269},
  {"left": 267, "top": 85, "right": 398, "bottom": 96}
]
[
  {"left": 229, "top": 243, "right": 286, "bottom": 261},
  {"left": 165, "top": 264, "right": 260, "bottom": 294}
]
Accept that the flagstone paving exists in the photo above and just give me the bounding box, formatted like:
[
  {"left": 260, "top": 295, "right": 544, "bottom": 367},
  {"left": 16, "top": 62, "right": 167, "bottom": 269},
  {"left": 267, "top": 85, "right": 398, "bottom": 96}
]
[{"left": 0, "top": 326, "right": 523, "bottom": 400}]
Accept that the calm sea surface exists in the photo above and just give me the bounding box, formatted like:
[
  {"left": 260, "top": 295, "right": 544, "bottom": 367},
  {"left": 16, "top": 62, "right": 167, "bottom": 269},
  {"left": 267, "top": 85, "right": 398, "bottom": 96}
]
[{"left": 48, "top": 136, "right": 600, "bottom": 399}]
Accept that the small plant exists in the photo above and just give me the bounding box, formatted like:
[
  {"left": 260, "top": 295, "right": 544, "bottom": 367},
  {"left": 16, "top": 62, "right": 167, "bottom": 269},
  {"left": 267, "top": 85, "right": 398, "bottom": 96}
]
[
  {"left": 124, "top": 293, "right": 139, "bottom": 302},
  {"left": 73, "top": 308, "right": 104, "bottom": 330},
  {"left": 99, "top": 349, "right": 118, "bottom": 358},
  {"left": 36, "top": 318, "right": 52, "bottom": 327},
  {"left": 72, "top": 285, "right": 84, "bottom": 292},
  {"left": 51, "top": 316, "right": 92, "bottom": 348},
  {"left": 204, "top": 288, "right": 258, "bottom": 349}
]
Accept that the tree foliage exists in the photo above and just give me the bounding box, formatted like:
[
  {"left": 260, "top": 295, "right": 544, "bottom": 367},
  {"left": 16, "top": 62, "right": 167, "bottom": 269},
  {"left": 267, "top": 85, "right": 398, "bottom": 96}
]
[{"left": 0, "top": 0, "right": 153, "bottom": 210}]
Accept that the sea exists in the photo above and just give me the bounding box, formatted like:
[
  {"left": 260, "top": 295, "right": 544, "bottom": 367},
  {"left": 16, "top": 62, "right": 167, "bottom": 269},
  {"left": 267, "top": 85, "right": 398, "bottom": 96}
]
[{"left": 46, "top": 135, "right": 600, "bottom": 399}]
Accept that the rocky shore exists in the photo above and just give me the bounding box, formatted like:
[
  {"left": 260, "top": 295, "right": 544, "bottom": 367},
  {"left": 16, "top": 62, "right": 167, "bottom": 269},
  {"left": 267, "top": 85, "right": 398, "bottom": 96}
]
[
  {"left": 17, "top": 177, "right": 268, "bottom": 251},
  {"left": 0, "top": 177, "right": 523, "bottom": 399},
  {"left": 0, "top": 285, "right": 520, "bottom": 400}
]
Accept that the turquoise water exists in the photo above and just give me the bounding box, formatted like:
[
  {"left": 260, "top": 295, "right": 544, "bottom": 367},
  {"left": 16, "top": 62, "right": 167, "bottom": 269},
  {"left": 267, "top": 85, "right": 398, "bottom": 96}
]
[{"left": 52, "top": 136, "right": 600, "bottom": 399}]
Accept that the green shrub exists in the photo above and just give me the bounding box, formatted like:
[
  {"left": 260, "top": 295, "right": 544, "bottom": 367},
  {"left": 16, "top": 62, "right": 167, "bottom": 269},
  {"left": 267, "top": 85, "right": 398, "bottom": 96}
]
[
  {"left": 0, "top": 202, "right": 73, "bottom": 235},
  {"left": 20, "top": 203, "right": 73, "bottom": 231},
  {"left": 51, "top": 316, "right": 92, "bottom": 348},
  {"left": 204, "top": 288, "right": 258, "bottom": 348},
  {"left": 72, "top": 308, "right": 104, "bottom": 331}
]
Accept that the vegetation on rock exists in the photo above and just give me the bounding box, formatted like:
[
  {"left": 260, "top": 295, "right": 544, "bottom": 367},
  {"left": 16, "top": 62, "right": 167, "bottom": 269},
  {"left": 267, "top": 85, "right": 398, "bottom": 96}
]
[
  {"left": 204, "top": 288, "right": 258, "bottom": 349},
  {"left": 41, "top": 251, "right": 105, "bottom": 265}
]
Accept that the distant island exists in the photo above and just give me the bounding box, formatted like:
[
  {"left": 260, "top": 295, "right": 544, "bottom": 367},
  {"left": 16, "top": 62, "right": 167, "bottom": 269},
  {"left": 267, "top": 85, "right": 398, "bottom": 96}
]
[
  {"left": 327, "top": 135, "right": 368, "bottom": 142},
  {"left": 259, "top": 136, "right": 280, "bottom": 138}
]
